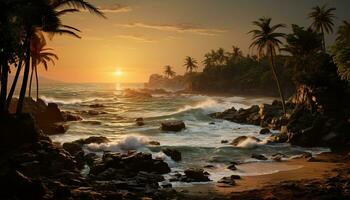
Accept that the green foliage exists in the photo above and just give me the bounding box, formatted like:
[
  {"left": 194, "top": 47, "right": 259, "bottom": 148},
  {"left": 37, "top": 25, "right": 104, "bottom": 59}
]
[
  {"left": 190, "top": 48, "right": 295, "bottom": 96},
  {"left": 331, "top": 21, "right": 350, "bottom": 81}
]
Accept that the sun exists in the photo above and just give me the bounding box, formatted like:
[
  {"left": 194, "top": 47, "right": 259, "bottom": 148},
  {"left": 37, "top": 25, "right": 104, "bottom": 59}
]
[{"left": 114, "top": 69, "right": 123, "bottom": 77}]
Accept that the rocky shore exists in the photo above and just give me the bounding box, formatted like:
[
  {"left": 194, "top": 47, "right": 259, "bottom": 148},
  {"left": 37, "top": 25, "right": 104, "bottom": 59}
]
[{"left": 210, "top": 85, "right": 350, "bottom": 152}]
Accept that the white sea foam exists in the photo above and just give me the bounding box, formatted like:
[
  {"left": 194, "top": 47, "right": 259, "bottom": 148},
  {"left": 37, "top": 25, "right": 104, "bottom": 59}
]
[
  {"left": 41, "top": 96, "right": 113, "bottom": 105},
  {"left": 86, "top": 135, "right": 149, "bottom": 152},
  {"left": 236, "top": 137, "right": 270, "bottom": 149}
]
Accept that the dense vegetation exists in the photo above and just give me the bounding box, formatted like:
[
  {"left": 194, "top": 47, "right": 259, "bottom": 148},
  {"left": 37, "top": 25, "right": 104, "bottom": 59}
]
[{"left": 152, "top": 5, "right": 350, "bottom": 100}]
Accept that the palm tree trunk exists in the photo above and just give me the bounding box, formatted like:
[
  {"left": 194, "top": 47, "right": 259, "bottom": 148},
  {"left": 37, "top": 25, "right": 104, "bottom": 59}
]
[
  {"left": 16, "top": 31, "right": 32, "bottom": 114},
  {"left": 6, "top": 58, "right": 23, "bottom": 110},
  {"left": 28, "top": 61, "right": 34, "bottom": 97},
  {"left": 35, "top": 64, "right": 39, "bottom": 101},
  {"left": 321, "top": 27, "right": 326, "bottom": 52},
  {"left": 269, "top": 47, "right": 287, "bottom": 115},
  {"left": 0, "top": 60, "right": 9, "bottom": 114}
]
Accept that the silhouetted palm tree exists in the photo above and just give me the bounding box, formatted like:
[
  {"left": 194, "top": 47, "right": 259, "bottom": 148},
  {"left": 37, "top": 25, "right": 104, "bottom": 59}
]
[
  {"left": 331, "top": 20, "right": 350, "bottom": 81},
  {"left": 184, "top": 56, "right": 198, "bottom": 73},
  {"left": 249, "top": 17, "right": 287, "bottom": 114},
  {"left": 228, "top": 45, "right": 243, "bottom": 63},
  {"left": 28, "top": 32, "right": 58, "bottom": 100},
  {"left": 164, "top": 65, "right": 176, "bottom": 78},
  {"left": 215, "top": 48, "right": 227, "bottom": 65},
  {"left": 308, "top": 5, "right": 336, "bottom": 51},
  {"left": 282, "top": 25, "right": 323, "bottom": 73},
  {"left": 16, "top": 0, "right": 105, "bottom": 113}
]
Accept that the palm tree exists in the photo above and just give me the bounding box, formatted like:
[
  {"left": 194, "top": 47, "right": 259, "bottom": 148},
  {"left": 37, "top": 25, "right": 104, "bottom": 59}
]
[
  {"left": 308, "top": 5, "right": 336, "bottom": 51},
  {"left": 15, "top": 0, "right": 105, "bottom": 114},
  {"left": 28, "top": 32, "right": 58, "bottom": 100},
  {"left": 331, "top": 20, "right": 350, "bottom": 81},
  {"left": 203, "top": 53, "right": 215, "bottom": 68},
  {"left": 282, "top": 25, "right": 323, "bottom": 73},
  {"left": 215, "top": 48, "right": 228, "bottom": 65},
  {"left": 184, "top": 56, "right": 198, "bottom": 73},
  {"left": 249, "top": 17, "right": 287, "bottom": 114},
  {"left": 228, "top": 45, "right": 243, "bottom": 63},
  {"left": 163, "top": 65, "right": 176, "bottom": 78}
]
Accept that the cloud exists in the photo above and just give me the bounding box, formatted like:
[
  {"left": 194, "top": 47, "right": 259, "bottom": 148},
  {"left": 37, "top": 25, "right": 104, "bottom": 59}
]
[
  {"left": 115, "top": 35, "right": 155, "bottom": 43},
  {"left": 117, "top": 22, "right": 227, "bottom": 36},
  {"left": 79, "top": 4, "right": 131, "bottom": 13},
  {"left": 99, "top": 4, "right": 132, "bottom": 13}
]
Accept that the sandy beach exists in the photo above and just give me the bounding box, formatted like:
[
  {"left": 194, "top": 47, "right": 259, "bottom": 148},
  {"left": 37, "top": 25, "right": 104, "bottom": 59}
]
[{"left": 177, "top": 152, "right": 350, "bottom": 198}]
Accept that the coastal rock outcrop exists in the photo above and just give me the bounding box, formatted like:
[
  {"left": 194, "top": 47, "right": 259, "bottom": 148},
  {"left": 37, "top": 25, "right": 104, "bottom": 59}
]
[
  {"left": 123, "top": 89, "right": 152, "bottom": 98},
  {"left": 161, "top": 120, "right": 186, "bottom": 132},
  {"left": 8, "top": 98, "right": 83, "bottom": 135},
  {"left": 182, "top": 168, "right": 210, "bottom": 182},
  {"left": 210, "top": 100, "right": 293, "bottom": 130},
  {"left": 162, "top": 148, "right": 182, "bottom": 161}
]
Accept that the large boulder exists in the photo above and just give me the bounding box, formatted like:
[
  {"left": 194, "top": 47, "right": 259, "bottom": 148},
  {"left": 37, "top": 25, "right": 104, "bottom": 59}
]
[
  {"left": 0, "top": 114, "right": 43, "bottom": 151},
  {"left": 182, "top": 168, "right": 210, "bottom": 182},
  {"left": 161, "top": 120, "right": 186, "bottom": 132},
  {"left": 162, "top": 148, "right": 181, "bottom": 161}
]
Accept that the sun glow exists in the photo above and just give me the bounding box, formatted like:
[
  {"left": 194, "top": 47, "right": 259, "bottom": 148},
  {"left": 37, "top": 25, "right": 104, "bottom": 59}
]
[{"left": 114, "top": 69, "right": 123, "bottom": 77}]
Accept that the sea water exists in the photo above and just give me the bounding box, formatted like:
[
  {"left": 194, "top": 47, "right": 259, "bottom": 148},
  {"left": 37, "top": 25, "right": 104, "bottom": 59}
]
[{"left": 38, "top": 82, "right": 328, "bottom": 184}]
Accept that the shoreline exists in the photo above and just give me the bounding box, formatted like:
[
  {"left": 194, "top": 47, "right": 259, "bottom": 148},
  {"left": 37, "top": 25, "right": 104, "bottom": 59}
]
[{"left": 176, "top": 152, "right": 349, "bottom": 198}]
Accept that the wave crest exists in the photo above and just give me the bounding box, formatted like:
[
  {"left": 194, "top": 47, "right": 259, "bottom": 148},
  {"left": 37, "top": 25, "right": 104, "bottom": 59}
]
[{"left": 86, "top": 135, "right": 149, "bottom": 152}]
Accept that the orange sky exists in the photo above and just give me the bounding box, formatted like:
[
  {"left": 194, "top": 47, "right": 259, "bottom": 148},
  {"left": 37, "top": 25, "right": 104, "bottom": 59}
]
[{"left": 39, "top": 0, "right": 350, "bottom": 83}]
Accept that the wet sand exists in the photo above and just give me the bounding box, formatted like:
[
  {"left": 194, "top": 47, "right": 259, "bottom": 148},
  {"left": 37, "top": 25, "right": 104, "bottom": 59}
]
[{"left": 177, "top": 152, "right": 349, "bottom": 197}]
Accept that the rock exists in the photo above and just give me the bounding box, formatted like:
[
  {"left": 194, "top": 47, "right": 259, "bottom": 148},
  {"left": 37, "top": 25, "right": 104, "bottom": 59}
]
[
  {"left": 231, "top": 136, "right": 260, "bottom": 146},
  {"left": 307, "top": 157, "right": 319, "bottom": 162},
  {"left": 268, "top": 132, "right": 288, "bottom": 143},
  {"left": 227, "top": 164, "right": 237, "bottom": 170},
  {"left": 161, "top": 182, "right": 172, "bottom": 188},
  {"left": 221, "top": 140, "right": 229, "bottom": 144},
  {"left": 162, "top": 148, "right": 181, "bottom": 162},
  {"left": 153, "top": 160, "right": 171, "bottom": 174},
  {"left": 272, "top": 155, "right": 282, "bottom": 162},
  {"left": 231, "top": 175, "right": 241, "bottom": 180},
  {"left": 136, "top": 118, "right": 145, "bottom": 126},
  {"left": 251, "top": 153, "right": 268, "bottom": 160},
  {"left": 87, "top": 110, "right": 99, "bottom": 115},
  {"left": 54, "top": 123, "right": 69, "bottom": 134},
  {"left": 0, "top": 114, "right": 42, "bottom": 151},
  {"left": 301, "top": 152, "right": 313, "bottom": 159},
  {"left": 62, "top": 142, "right": 83, "bottom": 155},
  {"left": 259, "top": 128, "right": 271, "bottom": 134},
  {"left": 1, "top": 170, "right": 47, "bottom": 199},
  {"left": 204, "top": 165, "right": 215, "bottom": 169},
  {"left": 124, "top": 89, "right": 152, "bottom": 98},
  {"left": 271, "top": 153, "right": 287, "bottom": 161},
  {"left": 62, "top": 111, "right": 82, "bottom": 121},
  {"left": 81, "top": 136, "right": 109, "bottom": 145},
  {"left": 148, "top": 141, "right": 160, "bottom": 146},
  {"left": 161, "top": 120, "right": 186, "bottom": 132},
  {"left": 209, "top": 122, "right": 215, "bottom": 125},
  {"left": 89, "top": 104, "right": 104, "bottom": 108},
  {"left": 183, "top": 168, "right": 210, "bottom": 182},
  {"left": 217, "top": 176, "right": 236, "bottom": 186}
]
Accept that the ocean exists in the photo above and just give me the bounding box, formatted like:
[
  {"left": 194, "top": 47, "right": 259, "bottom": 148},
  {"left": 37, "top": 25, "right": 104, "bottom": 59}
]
[{"left": 36, "top": 82, "right": 328, "bottom": 185}]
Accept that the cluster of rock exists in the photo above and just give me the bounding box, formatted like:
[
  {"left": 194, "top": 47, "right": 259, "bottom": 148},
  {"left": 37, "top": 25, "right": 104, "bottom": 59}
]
[
  {"left": 0, "top": 114, "right": 182, "bottom": 199},
  {"left": 169, "top": 168, "right": 211, "bottom": 183},
  {"left": 9, "top": 97, "right": 82, "bottom": 135},
  {"left": 210, "top": 100, "right": 292, "bottom": 130},
  {"left": 211, "top": 93, "right": 350, "bottom": 151},
  {"left": 144, "top": 74, "right": 186, "bottom": 91}
]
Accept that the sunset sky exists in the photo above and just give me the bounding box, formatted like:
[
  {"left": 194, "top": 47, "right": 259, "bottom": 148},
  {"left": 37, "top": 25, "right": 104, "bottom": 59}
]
[{"left": 42, "top": 0, "right": 350, "bottom": 83}]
